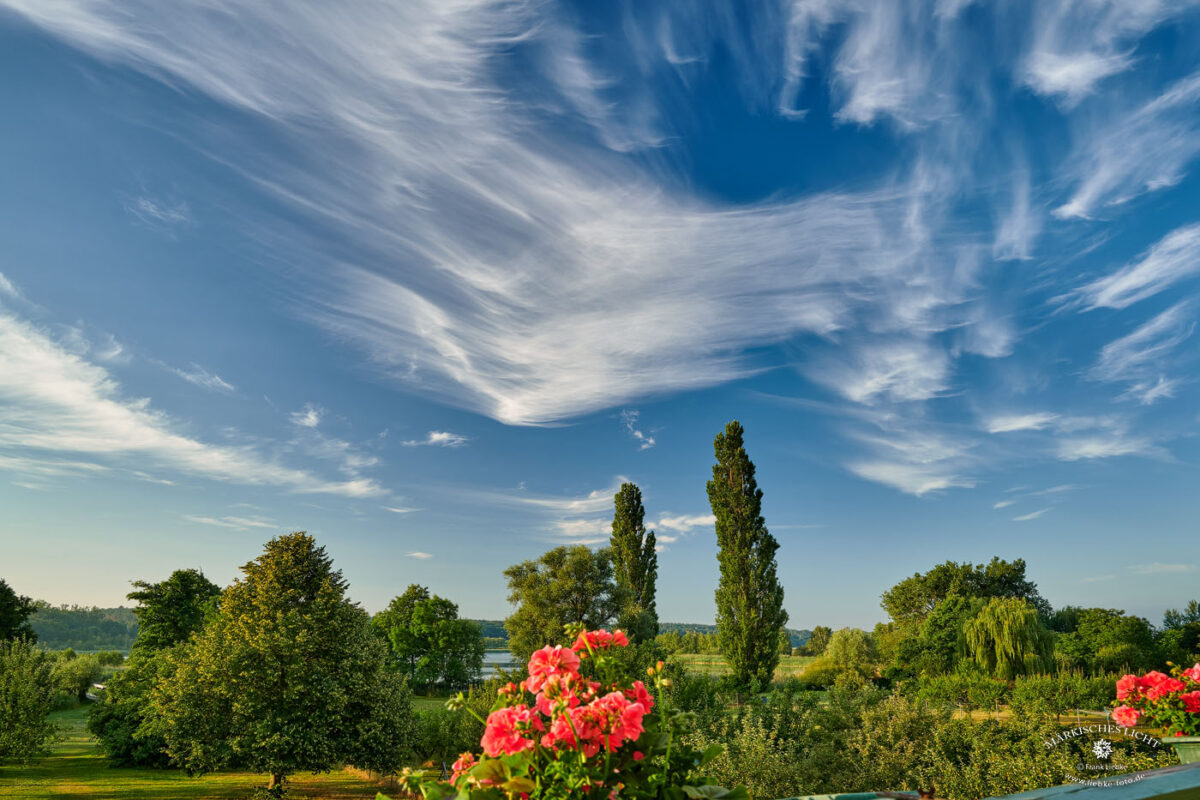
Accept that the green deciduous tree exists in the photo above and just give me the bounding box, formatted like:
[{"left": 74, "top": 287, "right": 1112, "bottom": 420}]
[
  {"left": 1164, "top": 600, "right": 1200, "bottom": 630},
  {"left": 127, "top": 568, "right": 220, "bottom": 651},
  {"left": 504, "top": 545, "right": 622, "bottom": 661},
  {"left": 1052, "top": 607, "right": 1157, "bottom": 672},
  {"left": 881, "top": 558, "right": 1048, "bottom": 625},
  {"left": 964, "top": 597, "right": 1052, "bottom": 680},
  {"left": 610, "top": 482, "right": 658, "bottom": 643},
  {"left": 805, "top": 626, "right": 832, "bottom": 656},
  {"left": 0, "top": 639, "right": 55, "bottom": 764},
  {"left": 151, "top": 532, "right": 413, "bottom": 792},
  {"left": 707, "top": 421, "right": 788, "bottom": 689},
  {"left": 88, "top": 568, "right": 223, "bottom": 766},
  {"left": 373, "top": 585, "right": 485, "bottom": 690},
  {"left": 0, "top": 579, "right": 36, "bottom": 642}
]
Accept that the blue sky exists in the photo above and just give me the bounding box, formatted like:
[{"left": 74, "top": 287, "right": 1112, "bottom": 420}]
[{"left": 2, "top": 1, "right": 1200, "bottom": 630}]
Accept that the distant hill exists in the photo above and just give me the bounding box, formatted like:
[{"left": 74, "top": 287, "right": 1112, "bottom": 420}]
[
  {"left": 469, "top": 620, "right": 812, "bottom": 649},
  {"left": 29, "top": 603, "right": 139, "bottom": 652}
]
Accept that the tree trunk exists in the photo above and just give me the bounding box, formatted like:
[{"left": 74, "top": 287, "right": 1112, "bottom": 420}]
[{"left": 268, "top": 773, "right": 285, "bottom": 790}]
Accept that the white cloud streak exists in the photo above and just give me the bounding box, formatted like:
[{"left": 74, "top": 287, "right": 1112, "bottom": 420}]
[
  {"left": 1078, "top": 224, "right": 1200, "bottom": 310},
  {"left": 1012, "top": 507, "right": 1051, "bottom": 522},
  {"left": 1054, "top": 72, "right": 1200, "bottom": 219},
  {"left": 0, "top": 307, "right": 384, "bottom": 497},
  {"left": 402, "top": 431, "right": 469, "bottom": 448},
  {"left": 171, "top": 363, "right": 235, "bottom": 393},
  {"left": 985, "top": 412, "right": 1060, "bottom": 433},
  {"left": 1089, "top": 303, "right": 1194, "bottom": 403}
]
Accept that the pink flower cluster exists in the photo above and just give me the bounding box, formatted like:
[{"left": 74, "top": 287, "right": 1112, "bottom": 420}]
[
  {"left": 1113, "top": 663, "right": 1200, "bottom": 734},
  {"left": 478, "top": 630, "right": 652, "bottom": 760}
]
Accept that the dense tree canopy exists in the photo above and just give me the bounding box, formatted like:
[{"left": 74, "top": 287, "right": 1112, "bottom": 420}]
[
  {"left": 1052, "top": 607, "right": 1157, "bottom": 672},
  {"left": 372, "top": 584, "right": 485, "bottom": 689},
  {"left": 504, "top": 545, "right": 622, "bottom": 661},
  {"left": 707, "top": 421, "right": 788, "bottom": 689},
  {"left": 0, "top": 579, "right": 36, "bottom": 642},
  {"left": 610, "top": 482, "right": 658, "bottom": 643},
  {"left": 881, "top": 557, "right": 1049, "bottom": 624},
  {"left": 151, "top": 532, "right": 413, "bottom": 790},
  {"left": 29, "top": 604, "right": 138, "bottom": 651},
  {"left": 127, "top": 569, "right": 220, "bottom": 651}
]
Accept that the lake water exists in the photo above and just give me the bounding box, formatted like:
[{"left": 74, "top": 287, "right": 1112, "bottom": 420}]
[{"left": 482, "top": 649, "right": 519, "bottom": 678}]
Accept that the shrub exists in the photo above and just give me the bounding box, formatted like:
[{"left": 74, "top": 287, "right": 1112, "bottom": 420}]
[{"left": 88, "top": 649, "right": 176, "bottom": 767}]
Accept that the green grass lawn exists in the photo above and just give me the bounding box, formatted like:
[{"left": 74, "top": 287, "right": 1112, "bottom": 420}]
[
  {"left": 670, "top": 652, "right": 816, "bottom": 679},
  {"left": 0, "top": 706, "right": 391, "bottom": 799},
  {"left": 411, "top": 695, "right": 450, "bottom": 712}
]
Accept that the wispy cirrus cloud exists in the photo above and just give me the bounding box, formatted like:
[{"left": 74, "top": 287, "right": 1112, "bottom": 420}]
[
  {"left": 984, "top": 412, "right": 1060, "bottom": 433},
  {"left": 621, "top": 410, "right": 656, "bottom": 451},
  {"left": 6, "top": 0, "right": 1198, "bottom": 504},
  {"left": 1130, "top": 562, "right": 1195, "bottom": 575},
  {"left": 0, "top": 0, "right": 995, "bottom": 431},
  {"left": 170, "top": 363, "right": 235, "bottom": 393},
  {"left": 0, "top": 305, "right": 384, "bottom": 497},
  {"left": 290, "top": 404, "right": 323, "bottom": 428},
  {"left": 402, "top": 431, "right": 469, "bottom": 448},
  {"left": 407, "top": 551, "right": 433, "bottom": 559},
  {"left": 1089, "top": 303, "right": 1194, "bottom": 403},
  {"left": 1013, "top": 507, "right": 1051, "bottom": 522},
  {"left": 1054, "top": 72, "right": 1200, "bottom": 219},
  {"left": 124, "top": 194, "right": 191, "bottom": 228},
  {"left": 184, "top": 514, "right": 276, "bottom": 530},
  {"left": 1077, "top": 224, "right": 1200, "bottom": 310}
]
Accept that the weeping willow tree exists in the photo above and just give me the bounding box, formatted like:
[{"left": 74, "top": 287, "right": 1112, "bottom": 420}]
[{"left": 964, "top": 596, "right": 1053, "bottom": 679}]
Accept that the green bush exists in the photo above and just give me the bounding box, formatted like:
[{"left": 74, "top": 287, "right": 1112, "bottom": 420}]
[
  {"left": 50, "top": 652, "right": 103, "bottom": 700},
  {"left": 87, "top": 648, "right": 177, "bottom": 767},
  {"left": 0, "top": 639, "right": 57, "bottom": 764},
  {"left": 93, "top": 651, "right": 125, "bottom": 667},
  {"left": 916, "top": 672, "right": 1008, "bottom": 712}
]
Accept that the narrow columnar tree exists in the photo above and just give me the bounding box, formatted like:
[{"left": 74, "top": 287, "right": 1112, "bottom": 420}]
[
  {"left": 706, "top": 421, "right": 788, "bottom": 688},
  {"left": 610, "top": 482, "right": 658, "bottom": 643}
]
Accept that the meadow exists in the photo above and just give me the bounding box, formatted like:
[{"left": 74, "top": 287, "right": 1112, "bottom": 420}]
[
  {"left": 0, "top": 706, "right": 389, "bottom": 800},
  {"left": 670, "top": 652, "right": 816, "bottom": 679}
]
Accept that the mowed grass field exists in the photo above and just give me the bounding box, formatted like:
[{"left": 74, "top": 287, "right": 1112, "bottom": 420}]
[
  {"left": 670, "top": 652, "right": 816, "bottom": 679},
  {"left": 0, "top": 706, "right": 391, "bottom": 800}
]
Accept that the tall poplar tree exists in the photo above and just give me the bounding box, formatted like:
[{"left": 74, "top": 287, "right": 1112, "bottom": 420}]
[
  {"left": 707, "top": 421, "right": 788, "bottom": 688},
  {"left": 610, "top": 482, "right": 658, "bottom": 643}
]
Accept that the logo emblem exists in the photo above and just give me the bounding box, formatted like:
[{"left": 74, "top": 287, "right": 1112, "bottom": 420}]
[{"left": 1091, "top": 739, "right": 1114, "bottom": 760}]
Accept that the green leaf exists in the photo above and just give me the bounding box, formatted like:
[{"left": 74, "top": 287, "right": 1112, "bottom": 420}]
[
  {"left": 501, "top": 777, "right": 537, "bottom": 795},
  {"left": 696, "top": 743, "right": 724, "bottom": 768}
]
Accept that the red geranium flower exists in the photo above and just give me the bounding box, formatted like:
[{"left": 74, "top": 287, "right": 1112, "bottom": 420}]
[
  {"left": 482, "top": 704, "right": 544, "bottom": 757},
  {"left": 1112, "top": 705, "right": 1141, "bottom": 727},
  {"left": 526, "top": 645, "right": 581, "bottom": 693}
]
